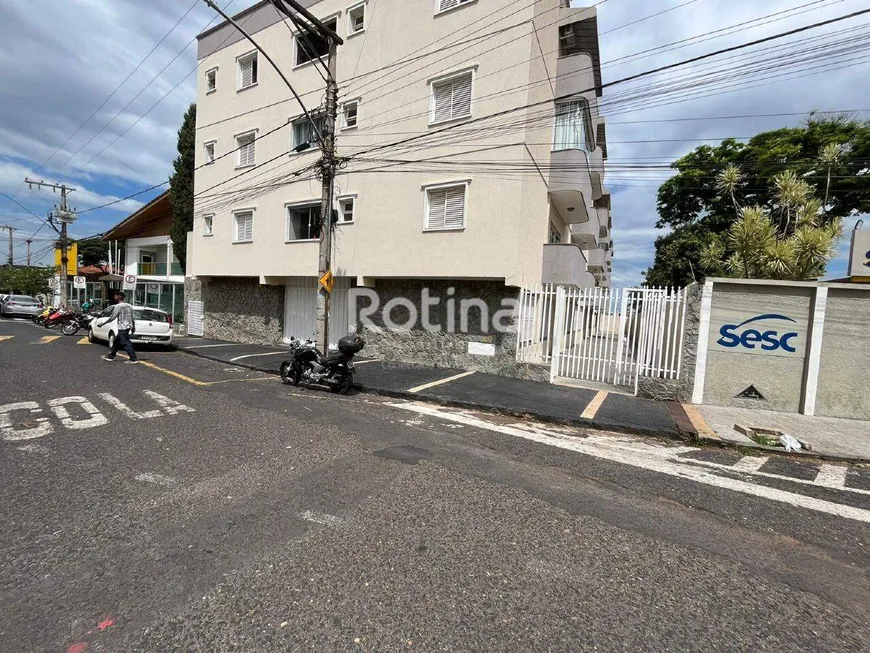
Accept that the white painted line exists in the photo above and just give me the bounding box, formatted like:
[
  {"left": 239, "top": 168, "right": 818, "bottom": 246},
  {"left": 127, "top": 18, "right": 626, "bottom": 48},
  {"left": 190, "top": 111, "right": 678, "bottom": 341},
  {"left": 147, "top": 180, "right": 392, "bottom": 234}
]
[
  {"left": 581, "top": 390, "right": 608, "bottom": 420},
  {"left": 135, "top": 472, "right": 177, "bottom": 487},
  {"left": 351, "top": 359, "right": 380, "bottom": 365},
  {"left": 185, "top": 343, "right": 243, "bottom": 349},
  {"left": 731, "top": 456, "right": 768, "bottom": 473},
  {"left": 815, "top": 464, "right": 848, "bottom": 489},
  {"left": 388, "top": 402, "right": 870, "bottom": 523},
  {"left": 0, "top": 335, "right": 14, "bottom": 342},
  {"left": 802, "top": 286, "right": 828, "bottom": 416},
  {"left": 300, "top": 510, "right": 343, "bottom": 526},
  {"left": 407, "top": 370, "right": 476, "bottom": 394},
  {"left": 228, "top": 351, "right": 288, "bottom": 362}
]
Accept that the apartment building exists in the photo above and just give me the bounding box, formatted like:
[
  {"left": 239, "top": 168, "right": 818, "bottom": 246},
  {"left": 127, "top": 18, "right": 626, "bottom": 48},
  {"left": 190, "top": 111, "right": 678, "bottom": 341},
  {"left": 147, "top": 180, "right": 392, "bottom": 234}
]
[{"left": 187, "top": 0, "right": 612, "bottom": 372}]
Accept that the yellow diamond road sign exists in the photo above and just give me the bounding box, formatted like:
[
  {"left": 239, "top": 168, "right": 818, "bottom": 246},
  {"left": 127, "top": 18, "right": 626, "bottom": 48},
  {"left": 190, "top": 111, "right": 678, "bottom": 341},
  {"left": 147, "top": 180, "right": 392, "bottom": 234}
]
[{"left": 319, "top": 269, "right": 335, "bottom": 294}]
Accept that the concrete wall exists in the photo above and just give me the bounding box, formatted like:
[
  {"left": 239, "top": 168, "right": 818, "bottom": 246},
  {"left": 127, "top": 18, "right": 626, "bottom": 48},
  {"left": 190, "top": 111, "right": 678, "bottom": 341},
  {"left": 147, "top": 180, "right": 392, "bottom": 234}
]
[
  {"left": 692, "top": 278, "right": 870, "bottom": 420},
  {"left": 816, "top": 288, "right": 870, "bottom": 420}
]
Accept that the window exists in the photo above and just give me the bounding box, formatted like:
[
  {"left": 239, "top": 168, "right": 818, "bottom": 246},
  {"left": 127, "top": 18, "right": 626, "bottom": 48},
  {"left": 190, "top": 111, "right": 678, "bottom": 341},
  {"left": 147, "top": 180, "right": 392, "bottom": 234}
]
[
  {"left": 559, "top": 21, "right": 593, "bottom": 57},
  {"left": 342, "top": 101, "right": 358, "bottom": 129},
  {"left": 437, "top": 0, "right": 473, "bottom": 14},
  {"left": 348, "top": 3, "right": 365, "bottom": 33},
  {"left": 233, "top": 210, "right": 254, "bottom": 243},
  {"left": 287, "top": 204, "right": 321, "bottom": 241},
  {"left": 292, "top": 112, "right": 326, "bottom": 150},
  {"left": 554, "top": 98, "right": 594, "bottom": 151},
  {"left": 204, "top": 141, "right": 216, "bottom": 164},
  {"left": 296, "top": 18, "right": 337, "bottom": 66},
  {"left": 206, "top": 68, "right": 217, "bottom": 93},
  {"left": 236, "top": 132, "right": 256, "bottom": 167},
  {"left": 203, "top": 214, "right": 214, "bottom": 236},
  {"left": 548, "top": 222, "right": 562, "bottom": 244},
  {"left": 425, "top": 183, "right": 466, "bottom": 230},
  {"left": 237, "top": 52, "right": 258, "bottom": 89},
  {"left": 338, "top": 197, "right": 355, "bottom": 223},
  {"left": 430, "top": 71, "right": 472, "bottom": 125}
]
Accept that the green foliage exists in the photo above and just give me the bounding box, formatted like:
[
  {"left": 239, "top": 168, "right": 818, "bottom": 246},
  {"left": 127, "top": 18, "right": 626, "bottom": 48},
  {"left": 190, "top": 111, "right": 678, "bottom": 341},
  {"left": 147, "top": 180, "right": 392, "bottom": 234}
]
[
  {"left": 0, "top": 265, "right": 57, "bottom": 296},
  {"left": 75, "top": 236, "right": 109, "bottom": 268},
  {"left": 169, "top": 103, "right": 196, "bottom": 273},
  {"left": 645, "top": 116, "right": 870, "bottom": 286}
]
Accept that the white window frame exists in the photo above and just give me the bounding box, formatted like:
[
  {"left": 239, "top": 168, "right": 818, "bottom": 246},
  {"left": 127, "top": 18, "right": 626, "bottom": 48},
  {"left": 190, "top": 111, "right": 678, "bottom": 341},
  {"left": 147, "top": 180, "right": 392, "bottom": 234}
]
[
  {"left": 553, "top": 96, "right": 595, "bottom": 152},
  {"left": 548, "top": 222, "right": 562, "bottom": 244},
  {"left": 422, "top": 179, "right": 470, "bottom": 232},
  {"left": 347, "top": 2, "right": 366, "bottom": 35},
  {"left": 205, "top": 67, "right": 218, "bottom": 94},
  {"left": 293, "top": 16, "right": 339, "bottom": 69},
  {"left": 232, "top": 208, "right": 255, "bottom": 243},
  {"left": 234, "top": 130, "right": 257, "bottom": 169},
  {"left": 285, "top": 201, "right": 322, "bottom": 242},
  {"left": 236, "top": 50, "right": 258, "bottom": 91},
  {"left": 203, "top": 140, "right": 216, "bottom": 165},
  {"left": 435, "top": 0, "right": 476, "bottom": 17},
  {"left": 338, "top": 195, "right": 356, "bottom": 224},
  {"left": 290, "top": 112, "right": 325, "bottom": 151},
  {"left": 203, "top": 214, "right": 214, "bottom": 236},
  {"left": 428, "top": 67, "right": 475, "bottom": 127},
  {"left": 341, "top": 99, "right": 359, "bottom": 130}
]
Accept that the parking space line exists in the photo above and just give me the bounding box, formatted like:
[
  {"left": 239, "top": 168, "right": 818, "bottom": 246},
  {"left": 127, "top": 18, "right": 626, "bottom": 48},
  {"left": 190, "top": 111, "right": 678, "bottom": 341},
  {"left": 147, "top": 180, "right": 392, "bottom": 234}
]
[
  {"left": 0, "top": 335, "right": 14, "bottom": 342},
  {"left": 815, "top": 464, "right": 848, "bottom": 488},
  {"left": 581, "top": 390, "right": 608, "bottom": 420},
  {"left": 731, "top": 456, "right": 768, "bottom": 473},
  {"left": 34, "top": 335, "right": 62, "bottom": 345},
  {"left": 77, "top": 336, "right": 90, "bottom": 345},
  {"left": 229, "top": 351, "right": 287, "bottom": 362},
  {"left": 185, "top": 343, "right": 242, "bottom": 349},
  {"left": 408, "top": 370, "right": 476, "bottom": 394},
  {"left": 138, "top": 361, "right": 208, "bottom": 386}
]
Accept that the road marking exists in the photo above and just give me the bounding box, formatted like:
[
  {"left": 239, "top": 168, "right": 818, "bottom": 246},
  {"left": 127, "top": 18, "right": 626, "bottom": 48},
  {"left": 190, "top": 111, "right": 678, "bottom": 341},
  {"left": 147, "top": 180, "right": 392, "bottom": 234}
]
[
  {"left": 76, "top": 336, "right": 90, "bottom": 345},
  {"left": 228, "top": 351, "right": 287, "bottom": 362},
  {"left": 408, "top": 370, "right": 476, "bottom": 394},
  {"left": 135, "top": 472, "right": 177, "bottom": 487},
  {"left": 184, "top": 343, "right": 242, "bottom": 349},
  {"left": 34, "top": 335, "right": 61, "bottom": 345},
  {"left": 388, "top": 402, "right": 870, "bottom": 523},
  {"left": 581, "top": 390, "right": 608, "bottom": 420},
  {"left": 681, "top": 403, "right": 719, "bottom": 439},
  {"left": 139, "top": 361, "right": 209, "bottom": 386},
  {"left": 815, "top": 464, "right": 848, "bottom": 489},
  {"left": 0, "top": 335, "right": 14, "bottom": 342},
  {"left": 731, "top": 456, "right": 768, "bottom": 473},
  {"left": 300, "top": 510, "right": 343, "bottom": 526},
  {"left": 351, "top": 359, "right": 379, "bottom": 365}
]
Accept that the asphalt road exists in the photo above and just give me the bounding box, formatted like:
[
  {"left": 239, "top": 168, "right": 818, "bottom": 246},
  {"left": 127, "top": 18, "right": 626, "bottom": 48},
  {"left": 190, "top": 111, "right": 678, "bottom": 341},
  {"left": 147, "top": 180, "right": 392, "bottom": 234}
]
[{"left": 1, "top": 317, "right": 869, "bottom": 652}]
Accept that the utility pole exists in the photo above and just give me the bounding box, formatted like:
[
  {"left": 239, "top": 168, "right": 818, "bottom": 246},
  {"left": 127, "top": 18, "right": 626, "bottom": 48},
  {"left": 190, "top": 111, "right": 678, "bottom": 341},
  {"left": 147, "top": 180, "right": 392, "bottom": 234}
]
[
  {"left": 25, "top": 179, "right": 76, "bottom": 307},
  {"left": 0, "top": 225, "right": 16, "bottom": 265},
  {"left": 25, "top": 239, "right": 31, "bottom": 266}
]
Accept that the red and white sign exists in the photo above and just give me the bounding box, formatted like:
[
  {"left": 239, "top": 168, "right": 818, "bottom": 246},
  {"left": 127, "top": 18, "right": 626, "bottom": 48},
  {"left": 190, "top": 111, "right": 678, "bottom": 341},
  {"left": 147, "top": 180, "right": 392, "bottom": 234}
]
[{"left": 123, "top": 274, "right": 137, "bottom": 290}]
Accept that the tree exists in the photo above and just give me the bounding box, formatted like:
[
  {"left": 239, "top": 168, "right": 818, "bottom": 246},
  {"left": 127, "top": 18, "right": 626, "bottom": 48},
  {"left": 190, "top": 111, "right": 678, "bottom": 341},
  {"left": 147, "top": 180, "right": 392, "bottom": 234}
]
[
  {"left": 169, "top": 103, "right": 196, "bottom": 273},
  {"left": 0, "top": 266, "right": 57, "bottom": 296},
  {"left": 75, "top": 236, "right": 109, "bottom": 268},
  {"left": 644, "top": 115, "right": 870, "bottom": 286}
]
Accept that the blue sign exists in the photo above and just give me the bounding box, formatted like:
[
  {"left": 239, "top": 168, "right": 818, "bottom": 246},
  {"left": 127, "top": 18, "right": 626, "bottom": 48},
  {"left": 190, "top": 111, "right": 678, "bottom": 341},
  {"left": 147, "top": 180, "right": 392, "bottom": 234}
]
[
  {"left": 717, "top": 313, "right": 799, "bottom": 353},
  {"left": 864, "top": 249, "right": 870, "bottom": 268}
]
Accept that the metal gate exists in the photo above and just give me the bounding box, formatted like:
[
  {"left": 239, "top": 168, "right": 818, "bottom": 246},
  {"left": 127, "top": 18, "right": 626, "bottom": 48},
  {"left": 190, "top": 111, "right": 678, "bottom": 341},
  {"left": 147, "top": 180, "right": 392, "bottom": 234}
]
[{"left": 516, "top": 285, "right": 687, "bottom": 393}]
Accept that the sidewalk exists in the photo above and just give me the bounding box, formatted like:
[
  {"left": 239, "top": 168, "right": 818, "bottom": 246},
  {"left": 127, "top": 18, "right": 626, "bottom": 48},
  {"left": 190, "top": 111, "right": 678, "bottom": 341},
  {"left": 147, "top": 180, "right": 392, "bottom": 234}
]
[
  {"left": 173, "top": 337, "right": 870, "bottom": 463},
  {"left": 173, "top": 337, "right": 685, "bottom": 439}
]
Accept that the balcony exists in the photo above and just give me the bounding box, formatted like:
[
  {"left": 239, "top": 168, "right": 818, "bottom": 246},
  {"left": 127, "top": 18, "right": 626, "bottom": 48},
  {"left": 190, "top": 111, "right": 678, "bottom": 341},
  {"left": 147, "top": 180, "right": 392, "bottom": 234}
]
[
  {"left": 568, "top": 211, "right": 600, "bottom": 250},
  {"left": 542, "top": 243, "right": 596, "bottom": 288},
  {"left": 548, "top": 149, "right": 594, "bottom": 225},
  {"left": 586, "top": 247, "right": 606, "bottom": 272},
  {"left": 137, "top": 261, "right": 183, "bottom": 277}
]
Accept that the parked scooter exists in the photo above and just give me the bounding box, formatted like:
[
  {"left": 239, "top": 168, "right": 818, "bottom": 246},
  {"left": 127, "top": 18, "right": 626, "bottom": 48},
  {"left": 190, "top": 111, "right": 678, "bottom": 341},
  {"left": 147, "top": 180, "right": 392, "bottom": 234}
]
[
  {"left": 33, "top": 306, "right": 54, "bottom": 326},
  {"left": 61, "top": 312, "right": 96, "bottom": 336},
  {"left": 43, "top": 307, "right": 72, "bottom": 329},
  {"left": 279, "top": 334, "right": 365, "bottom": 394}
]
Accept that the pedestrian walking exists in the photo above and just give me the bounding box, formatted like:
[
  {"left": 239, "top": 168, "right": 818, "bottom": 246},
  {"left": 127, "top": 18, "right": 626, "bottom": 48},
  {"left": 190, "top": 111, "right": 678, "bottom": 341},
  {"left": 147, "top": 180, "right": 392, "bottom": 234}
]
[{"left": 98, "top": 291, "right": 139, "bottom": 364}]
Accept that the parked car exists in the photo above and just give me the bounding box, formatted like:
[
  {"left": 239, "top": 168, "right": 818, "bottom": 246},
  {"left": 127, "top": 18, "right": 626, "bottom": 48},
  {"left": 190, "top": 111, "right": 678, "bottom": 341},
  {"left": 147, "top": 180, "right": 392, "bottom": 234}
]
[
  {"left": 1, "top": 295, "right": 43, "bottom": 317},
  {"left": 88, "top": 306, "right": 174, "bottom": 348}
]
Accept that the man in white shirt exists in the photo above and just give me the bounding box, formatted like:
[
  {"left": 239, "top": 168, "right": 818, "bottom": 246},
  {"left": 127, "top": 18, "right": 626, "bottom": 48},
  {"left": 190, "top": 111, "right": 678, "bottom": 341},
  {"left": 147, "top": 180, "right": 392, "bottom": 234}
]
[{"left": 98, "top": 292, "right": 139, "bottom": 364}]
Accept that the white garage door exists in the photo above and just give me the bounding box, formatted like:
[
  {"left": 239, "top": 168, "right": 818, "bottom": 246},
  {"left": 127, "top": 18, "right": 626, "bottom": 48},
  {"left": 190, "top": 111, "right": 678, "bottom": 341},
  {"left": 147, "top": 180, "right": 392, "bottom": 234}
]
[{"left": 284, "top": 278, "right": 350, "bottom": 348}]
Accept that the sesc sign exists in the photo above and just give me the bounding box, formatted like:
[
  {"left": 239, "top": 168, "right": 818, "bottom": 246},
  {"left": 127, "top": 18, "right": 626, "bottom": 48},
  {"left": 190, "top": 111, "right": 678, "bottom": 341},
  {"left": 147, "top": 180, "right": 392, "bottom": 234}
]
[{"left": 709, "top": 306, "right": 808, "bottom": 358}]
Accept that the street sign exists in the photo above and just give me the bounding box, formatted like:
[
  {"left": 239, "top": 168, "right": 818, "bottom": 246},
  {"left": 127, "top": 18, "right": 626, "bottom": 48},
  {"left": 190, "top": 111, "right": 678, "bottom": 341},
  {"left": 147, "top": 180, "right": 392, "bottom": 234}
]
[
  {"left": 73, "top": 276, "right": 86, "bottom": 290},
  {"left": 48, "top": 276, "right": 58, "bottom": 289},
  {"left": 847, "top": 228, "right": 870, "bottom": 278},
  {"left": 319, "top": 269, "right": 335, "bottom": 294},
  {"left": 123, "top": 274, "right": 137, "bottom": 291}
]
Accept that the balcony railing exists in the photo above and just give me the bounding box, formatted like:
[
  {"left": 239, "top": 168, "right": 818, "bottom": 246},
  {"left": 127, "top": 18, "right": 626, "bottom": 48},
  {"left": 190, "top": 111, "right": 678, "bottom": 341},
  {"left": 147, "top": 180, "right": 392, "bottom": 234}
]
[{"left": 139, "top": 262, "right": 183, "bottom": 276}]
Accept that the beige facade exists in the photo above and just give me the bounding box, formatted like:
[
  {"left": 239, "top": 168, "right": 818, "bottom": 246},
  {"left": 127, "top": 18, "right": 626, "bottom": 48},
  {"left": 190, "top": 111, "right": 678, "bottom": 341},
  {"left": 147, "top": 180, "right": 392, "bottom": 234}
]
[{"left": 189, "top": 0, "right": 612, "bottom": 290}]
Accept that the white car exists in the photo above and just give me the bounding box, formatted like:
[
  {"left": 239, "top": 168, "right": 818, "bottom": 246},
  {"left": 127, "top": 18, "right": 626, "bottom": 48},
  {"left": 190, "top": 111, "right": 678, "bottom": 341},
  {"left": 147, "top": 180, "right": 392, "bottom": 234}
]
[{"left": 88, "top": 306, "right": 174, "bottom": 348}]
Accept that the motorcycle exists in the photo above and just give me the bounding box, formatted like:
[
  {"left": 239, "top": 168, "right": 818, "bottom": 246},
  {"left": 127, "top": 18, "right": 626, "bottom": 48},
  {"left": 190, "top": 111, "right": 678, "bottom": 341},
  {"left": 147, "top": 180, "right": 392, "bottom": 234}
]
[
  {"left": 280, "top": 334, "right": 365, "bottom": 395},
  {"left": 43, "top": 307, "right": 72, "bottom": 329},
  {"left": 33, "top": 306, "right": 54, "bottom": 326},
  {"left": 61, "top": 312, "right": 96, "bottom": 336}
]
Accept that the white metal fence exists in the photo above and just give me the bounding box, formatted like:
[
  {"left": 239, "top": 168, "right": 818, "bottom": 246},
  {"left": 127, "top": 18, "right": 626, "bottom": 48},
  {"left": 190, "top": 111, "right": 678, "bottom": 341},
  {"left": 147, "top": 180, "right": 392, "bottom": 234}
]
[{"left": 516, "top": 285, "right": 687, "bottom": 393}]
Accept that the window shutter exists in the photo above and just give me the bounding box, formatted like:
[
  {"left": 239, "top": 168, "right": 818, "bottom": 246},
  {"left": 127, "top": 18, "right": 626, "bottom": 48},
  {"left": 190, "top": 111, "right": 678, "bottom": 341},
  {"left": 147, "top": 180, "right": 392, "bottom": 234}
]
[
  {"left": 452, "top": 73, "right": 472, "bottom": 118},
  {"left": 240, "top": 59, "right": 252, "bottom": 87},
  {"left": 444, "top": 186, "right": 465, "bottom": 228},
  {"left": 439, "top": 0, "right": 458, "bottom": 11},
  {"left": 433, "top": 82, "right": 452, "bottom": 123},
  {"left": 235, "top": 212, "right": 253, "bottom": 241},
  {"left": 238, "top": 135, "right": 255, "bottom": 166},
  {"left": 427, "top": 189, "right": 447, "bottom": 229}
]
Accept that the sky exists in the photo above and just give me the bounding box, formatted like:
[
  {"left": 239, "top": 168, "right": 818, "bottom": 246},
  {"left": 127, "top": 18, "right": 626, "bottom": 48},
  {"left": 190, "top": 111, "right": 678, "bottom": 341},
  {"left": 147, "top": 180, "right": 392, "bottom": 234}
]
[{"left": 0, "top": 0, "right": 867, "bottom": 283}]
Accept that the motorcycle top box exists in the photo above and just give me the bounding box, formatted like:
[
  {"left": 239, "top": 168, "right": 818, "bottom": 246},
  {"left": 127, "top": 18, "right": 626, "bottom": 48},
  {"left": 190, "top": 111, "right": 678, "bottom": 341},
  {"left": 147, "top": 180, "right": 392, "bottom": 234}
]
[{"left": 338, "top": 334, "right": 365, "bottom": 354}]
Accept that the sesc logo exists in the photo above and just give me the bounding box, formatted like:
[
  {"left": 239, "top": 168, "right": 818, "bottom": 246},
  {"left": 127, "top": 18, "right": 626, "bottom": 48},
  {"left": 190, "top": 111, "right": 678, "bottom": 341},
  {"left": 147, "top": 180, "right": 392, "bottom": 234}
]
[{"left": 717, "top": 313, "right": 798, "bottom": 353}]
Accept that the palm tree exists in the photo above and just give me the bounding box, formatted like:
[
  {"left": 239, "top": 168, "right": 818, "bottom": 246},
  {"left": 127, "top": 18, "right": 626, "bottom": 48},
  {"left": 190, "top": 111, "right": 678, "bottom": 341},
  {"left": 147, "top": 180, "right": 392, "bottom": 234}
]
[
  {"left": 773, "top": 170, "right": 811, "bottom": 234},
  {"left": 716, "top": 164, "right": 743, "bottom": 219},
  {"left": 819, "top": 142, "right": 844, "bottom": 214}
]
